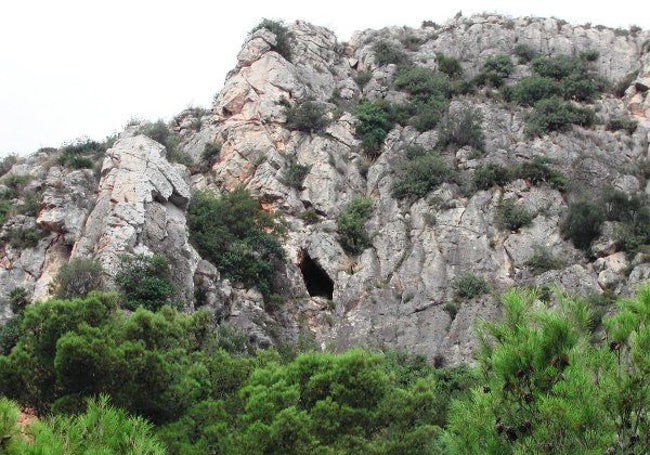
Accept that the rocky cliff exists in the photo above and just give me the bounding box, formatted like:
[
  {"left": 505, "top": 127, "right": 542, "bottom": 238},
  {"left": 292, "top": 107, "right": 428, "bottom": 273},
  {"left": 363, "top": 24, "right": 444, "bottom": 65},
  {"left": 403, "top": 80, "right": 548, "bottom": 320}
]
[{"left": 2, "top": 14, "right": 650, "bottom": 363}]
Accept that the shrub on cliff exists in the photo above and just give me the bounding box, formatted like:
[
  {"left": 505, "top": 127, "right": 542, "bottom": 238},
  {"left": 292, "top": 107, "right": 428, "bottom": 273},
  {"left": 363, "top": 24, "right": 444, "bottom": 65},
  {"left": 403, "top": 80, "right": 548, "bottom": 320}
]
[
  {"left": 284, "top": 98, "right": 331, "bottom": 133},
  {"left": 51, "top": 258, "right": 105, "bottom": 299},
  {"left": 115, "top": 254, "right": 175, "bottom": 311},
  {"left": 337, "top": 196, "right": 374, "bottom": 254},
  {"left": 251, "top": 19, "right": 292, "bottom": 61},
  {"left": 188, "top": 187, "right": 284, "bottom": 297}
]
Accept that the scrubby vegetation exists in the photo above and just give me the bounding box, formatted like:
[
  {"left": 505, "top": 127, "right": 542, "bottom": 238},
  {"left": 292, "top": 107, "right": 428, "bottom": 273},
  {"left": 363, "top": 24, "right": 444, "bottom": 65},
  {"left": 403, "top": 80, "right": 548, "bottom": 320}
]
[
  {"left": 337, "top": 196, "right": 374, "bottom": 254},
  {"left": 51, "top": 258, "right": 105, "bottom": 299},
  {"left": 282, "top": 161, "right": 311, "bottom": 189},
  {"left": 496, "top": 198, "right": 534, "bottom": 231},
  {"left": 115, "top": 254, "right": 176, "bottom": 311},
  {"left": 373, "top": 40, "right": 411, "bottom": 66},
  {"left": 453, "top": 274, "right": 491, "bottom": 299},
  {"left": 188, "top": 187, "right": 285, "bottom": 297},
  {"left": 284, "top": 98, "right": 331, "bottom": 133},
  {"left": 393, "top": 146, "right": 454, "bottom": 199},
  {"left": 252, "top": 19, "right": 292, "bottom": 61},
  {"left": 437, "top": 105, "right": 485, "bottom": 151},
  {"left": 2, "top": 275, "right": 650, "bottom": 455}
]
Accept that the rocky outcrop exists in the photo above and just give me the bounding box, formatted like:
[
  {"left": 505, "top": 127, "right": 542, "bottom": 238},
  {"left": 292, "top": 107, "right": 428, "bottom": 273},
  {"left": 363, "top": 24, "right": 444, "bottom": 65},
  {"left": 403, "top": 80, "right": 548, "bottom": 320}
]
[
  {"left": 73, "top": 134, "right": 199, "bottom": 304},
  {"left": 2, "top": 14, "right": 650, "bottom": 363}
]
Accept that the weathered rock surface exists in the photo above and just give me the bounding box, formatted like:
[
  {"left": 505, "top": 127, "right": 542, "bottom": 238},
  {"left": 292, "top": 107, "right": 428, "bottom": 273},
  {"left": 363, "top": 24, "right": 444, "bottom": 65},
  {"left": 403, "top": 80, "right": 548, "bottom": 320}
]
[{"left": 2, "top": 14, "right": 650, "bottom": 363}]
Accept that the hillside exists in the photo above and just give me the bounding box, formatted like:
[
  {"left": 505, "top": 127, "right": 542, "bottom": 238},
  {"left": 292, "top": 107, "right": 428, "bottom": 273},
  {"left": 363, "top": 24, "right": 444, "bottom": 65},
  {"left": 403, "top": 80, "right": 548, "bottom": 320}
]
[{"left": 1, "top": 13, "right": 650, "bottom": 364}]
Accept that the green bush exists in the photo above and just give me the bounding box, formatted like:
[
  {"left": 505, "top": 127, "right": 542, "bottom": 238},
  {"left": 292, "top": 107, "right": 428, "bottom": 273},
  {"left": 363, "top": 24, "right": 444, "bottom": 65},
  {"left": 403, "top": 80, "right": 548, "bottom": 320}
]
[
  {"left": 525, "top": 97, "right": 595, "bottom": 137},
  {"left": 437, "top": 105, "right": 485, "bottom": 151},
  {"left": 115, "top": 254, "right": 175, "bottom": 311},
  {"left": 607, "top": 116, "right": 638, "bottom": 134},
  {"left": 337, "top": 196, "right": 374, "bottom": 254},
  {"left": 473, "top": 163, "right": 513, "bottom": 190},
  {"left": 475, "top": 55, "right": 513, "bottom": 88},
  {"left": 516, "top": 156, "right": 567, "bottom": 190},
  {"left": 0, "top": 154, "right": 17, "bottom": 176},
  {"left": 513, "top": 43, "right": 538, "bottom": 63},
  {"left": 436, "top": 53, "right": 463, "bottom": 78},
  {"left": 561, "top": 200, "right": 606, "bottom": 252},
  {"left": 252, "top": 19, "right": 291, "bottom": 61},
  {"left": 531, "top": 55, "right": 586, "bottom": 79},
  {"left": 453, "top": 273, "right": 490, "bottom": 299},
  {"left": 409, "top": 97, "right": 448, "bottom": 132},
  {"left": 7, "top": 226, "right": 47, "bottom": 249},
  {"left": 188, "top": 188, "right": 285, "bottom": 297},
  {"left": 0, "top": 199, "right": 12, "bottom": 225},
  {"left": 393, "top": 149, "right": 453, "bottom": 199},
  {"left": 201, "top": 142, "right": 221, "bottom": 168},
  {"left": 354, "top": 70, "right": 373, "bottom": 88},
  {"left": 373, "top": 41, "right": 411, "bottom": 66},
  {"left": 612, "top": 71, "right": 637, "bottom": 97},
  {"left": 284, "top": 98, "right": 330, "bottom": 133},
  {"left": 579, "top": 49, "right": 600, "bottom": 62},
  {"left": 282, "top": 161, "right": 311, "bottom": 189},
  {"left": 394, "top": 66, "right": 452, "bottom": 102},
  {"left": 496, "top": 198, "right": 534, "bottom": 231},
  {"left": 525, "top": 247, "right": 565, "bottom": 274},
  {"left": 51, "top": 258, "right": 105, "bottom": 299},
  {"left": 507, "top": 76, "right": 561, "bottom": 106},
  {"left": 138, "top": 120, "right": 181, "bottom": 158},
  {"left": 354, "top": 100, "right": 397, "bottom": 157}
]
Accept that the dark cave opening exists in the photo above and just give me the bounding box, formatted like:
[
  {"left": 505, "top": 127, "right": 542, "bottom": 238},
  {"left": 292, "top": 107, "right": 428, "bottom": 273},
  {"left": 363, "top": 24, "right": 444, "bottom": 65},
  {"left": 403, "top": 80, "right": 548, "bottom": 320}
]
[{"left": 299, "top": 250, "right": 334, "bottom": 299}]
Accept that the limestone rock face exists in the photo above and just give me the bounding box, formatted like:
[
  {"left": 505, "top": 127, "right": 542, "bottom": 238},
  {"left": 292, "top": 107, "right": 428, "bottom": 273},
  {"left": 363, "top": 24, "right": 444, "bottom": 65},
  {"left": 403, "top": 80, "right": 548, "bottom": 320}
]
[
  {"left": 73, "top": 135, "right": 199, "bottom": 304},
  {"left": 2, "top": 14, "right": 650, "bottom": 363}
]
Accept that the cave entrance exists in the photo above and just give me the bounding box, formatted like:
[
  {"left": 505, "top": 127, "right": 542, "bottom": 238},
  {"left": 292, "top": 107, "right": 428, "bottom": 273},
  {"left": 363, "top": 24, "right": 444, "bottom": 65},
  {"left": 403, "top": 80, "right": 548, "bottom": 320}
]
[{"left": 299, "top": 250, "right": 334, "bottom": 299}]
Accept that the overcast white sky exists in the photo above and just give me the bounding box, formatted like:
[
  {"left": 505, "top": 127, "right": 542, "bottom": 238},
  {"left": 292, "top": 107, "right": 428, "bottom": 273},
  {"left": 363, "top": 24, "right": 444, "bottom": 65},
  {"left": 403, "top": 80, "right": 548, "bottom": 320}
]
[{"left": 1, "top": 0, "right": 649, "bottom": 157}]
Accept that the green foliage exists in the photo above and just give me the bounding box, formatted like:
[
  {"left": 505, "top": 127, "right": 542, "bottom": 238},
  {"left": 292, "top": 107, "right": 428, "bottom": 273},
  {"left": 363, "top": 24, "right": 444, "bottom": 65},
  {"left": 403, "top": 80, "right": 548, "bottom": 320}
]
[
  {"left": 530, "top": 54, "right": 602, "bottom": 102},
  {"left": 496, "top": 198, "right": 534, "bottom": 231},
  {"left": 373, "top": 41, "right": 411, "bottom": 66},
  {"left": 436, "top": 53, "right": 463, "bottom": 78},
  {"left": 282, "top": 161, "right": 311, "bottom": 189},
  {"left": 252, "top": 19, "right": 292, "bottom": 61},
  {"left": 0, "top": 395, "right": 165, "bottom": 454},
  {"left": 394, "top": 66, "right": 452, "bottom": 102},
  {"left": 607, "top": 116, "right": 638, "bottom": 134},
  {"left": 473, "top": 163, "right": 513, "bottom": 190},
  {"left": 393, "top": 148, "right": 453, "bottom": 199},
  {"left": 560, "top": 200, "right": 606, "bottom": 252},
  {"left": 0, "top": 154, "right": 17, "bottom": 176},
  {"left": 443, "top": 289, "right": 608, "bottom": 454},
  {"left": 115, "top": 254, "right": 175, "bottom": 311},
  {"left": 525, "top": 247, "right": 565, "bottom": 274},
  {"left": 516, "top": 156, "right": 567, "bottom": 190},
  {"left": 6, "top": 226, "right": 47, "bottom": 249},
  {"left": 201, "top": 142, "right": 222, "bottom": 171},
  {"left": 475, "top": 55, "right": 513, "bottom": 88},
  {"left": 524, "top": 96, "right": 595, "bottom": 137},
  {"left": 284, "top": 99, "right": 331, "bottom": 133},
  {"left": 51, "top": 258, "right": 104, "bottom": 299},
  {"left": 0, "top": 198, "right": 11, "bottom": 225},
  {"left": 188, "top": 188, "right": 285, "bottom": 297},
  {"left": 354, "top": 70, "right": 373, "bottom": 88},
  {"left": 337, "top": 196, "right": 374, "bottom": 254},
  {"left": 601, "top": 187, "right": 650, "bottom": 254},
  {"left": 8, "top": 288, "right": 29, "bottom": 315},
  {"left": 445, "top": 286, "right": 650, "bottom": 455},
  {"left": 612, "top": 71, "right": 638, "bottom": 97},
  {"left": 506, "top": 76, "right": 561, "bottom": 106},
  {"left": 354, "top": 99, "right": 397, "bottom": 157},
  {"left": 138, "top": 119, "right": 181, "bottom": 158},
  {"left": 454, "top": 274, "right": 490, "bottom": 299},
  {"left": 57, "top": 139, "right": 108, "bottom": 169},
  {"left": 580, "top": 48, "right": 599, "bottom": 62},
  {"left": 437, "top": 105, "right": 485, "bottom": 151},
  {"left": 513, "top": 44, "right": 538, "bottom": 63}
]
